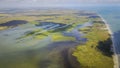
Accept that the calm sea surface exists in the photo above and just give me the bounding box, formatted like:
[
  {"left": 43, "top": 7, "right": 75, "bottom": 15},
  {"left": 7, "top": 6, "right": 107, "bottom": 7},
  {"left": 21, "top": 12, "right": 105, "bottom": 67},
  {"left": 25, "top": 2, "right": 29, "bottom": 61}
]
[{"left": 75, "top": 5, "right": 120, "bottom": 32}]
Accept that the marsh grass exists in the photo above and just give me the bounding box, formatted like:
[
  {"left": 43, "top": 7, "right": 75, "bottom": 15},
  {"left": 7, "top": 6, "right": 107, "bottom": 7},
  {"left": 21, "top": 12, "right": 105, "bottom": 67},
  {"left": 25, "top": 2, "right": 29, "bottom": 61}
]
[{"left": 73, "top": 21, "right": 114, "bottom": 68}]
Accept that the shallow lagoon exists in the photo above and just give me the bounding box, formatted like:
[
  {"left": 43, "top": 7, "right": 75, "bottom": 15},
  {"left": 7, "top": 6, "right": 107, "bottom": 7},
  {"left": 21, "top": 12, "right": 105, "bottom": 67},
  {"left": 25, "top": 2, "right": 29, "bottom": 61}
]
[
  {"left": 0, "top": 19, "right": 82, "bottom": 68},
  {"left": 0, "top": 10, "right": 107, "bottom": 68}
]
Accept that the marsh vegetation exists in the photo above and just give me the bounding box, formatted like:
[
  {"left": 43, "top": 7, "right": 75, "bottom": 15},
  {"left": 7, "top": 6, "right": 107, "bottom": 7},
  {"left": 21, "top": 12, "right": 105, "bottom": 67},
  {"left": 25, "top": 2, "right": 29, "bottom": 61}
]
[{"left": 0, "top": 9, "right": 113, "bottom": 68}]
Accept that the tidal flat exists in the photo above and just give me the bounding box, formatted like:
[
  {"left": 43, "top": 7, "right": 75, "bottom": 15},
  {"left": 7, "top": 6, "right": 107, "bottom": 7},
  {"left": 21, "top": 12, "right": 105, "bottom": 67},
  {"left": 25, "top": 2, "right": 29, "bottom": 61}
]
[{"left": 0, "top": 9, "right": 113, "bottom": 68}]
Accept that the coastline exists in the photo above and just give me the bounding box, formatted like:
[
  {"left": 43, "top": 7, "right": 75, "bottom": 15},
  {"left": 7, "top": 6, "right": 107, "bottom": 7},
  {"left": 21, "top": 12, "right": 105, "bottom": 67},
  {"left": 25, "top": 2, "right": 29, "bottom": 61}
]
[
  {"left": 99, "top": 14, "right": 119, "bottom": 68},
  {"left": 99, "top": 15, "right": 112, "bottom": 34}
]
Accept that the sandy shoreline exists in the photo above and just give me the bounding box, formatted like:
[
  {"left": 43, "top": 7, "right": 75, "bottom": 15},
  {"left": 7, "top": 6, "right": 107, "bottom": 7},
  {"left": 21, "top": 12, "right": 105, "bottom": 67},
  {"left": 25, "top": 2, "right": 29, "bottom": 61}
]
[
  {"left": 99, "top": 14, "right": 119, "bottom": 68},
  {"left": 98, "top": 15, "right": 113, "bottom": 34}
]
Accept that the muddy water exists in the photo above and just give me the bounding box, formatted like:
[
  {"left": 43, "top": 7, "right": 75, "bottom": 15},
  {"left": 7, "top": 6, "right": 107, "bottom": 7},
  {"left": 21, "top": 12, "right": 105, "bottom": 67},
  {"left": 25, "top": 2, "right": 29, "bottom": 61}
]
[
  {"left": 0, "top": 20, "right": 84, "bottom": 68},
  {"left": 0, "top": 41, "right": 80, "bottom": 68}
]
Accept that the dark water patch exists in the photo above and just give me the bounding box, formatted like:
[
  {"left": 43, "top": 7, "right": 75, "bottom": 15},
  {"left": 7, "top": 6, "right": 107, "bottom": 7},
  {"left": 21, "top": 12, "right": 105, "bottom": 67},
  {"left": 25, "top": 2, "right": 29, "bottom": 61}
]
[
  {"left": 61, "top": 48, "right": 73, "bottom": 68},
  {"left": 74, "top": 12, "right": 97, "bottom": 16},
  {"left": 0, "top": 20, "right": 28, "bottom": 27},
  {"left": 88, "top": 15, "right": 100, "bottom": 18},
  {"left": 35, "top": 22, "right": 67, "bottom": 30},
  {"left": 36, "top": 22, "right": 66, "bottom": 27},
  {"left": 114, "top": 16, "right": 120, "bottom": 19},
  {"left": 113, "top": 30, "right": 120, "bottom": 54},
  {"left": 49, "top": 25, "right": 72, "bottom": 33}
]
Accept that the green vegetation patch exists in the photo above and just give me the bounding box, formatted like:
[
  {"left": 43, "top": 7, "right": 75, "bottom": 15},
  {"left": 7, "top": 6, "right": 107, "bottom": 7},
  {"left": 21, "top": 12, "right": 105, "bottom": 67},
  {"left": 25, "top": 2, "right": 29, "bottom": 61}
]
[
  {"left": 52, "top": 33, "right": 76, "bottom": 41},
  {"left": 73, "top": 21, "right": 113, "bottom": 68}
]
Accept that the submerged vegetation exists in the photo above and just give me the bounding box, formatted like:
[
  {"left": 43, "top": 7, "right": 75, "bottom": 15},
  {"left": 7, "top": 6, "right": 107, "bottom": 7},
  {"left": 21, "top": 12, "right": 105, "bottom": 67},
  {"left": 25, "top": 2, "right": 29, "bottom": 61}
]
[{"left": 0, "top": 10, "right": 113, "bottom": 68}]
